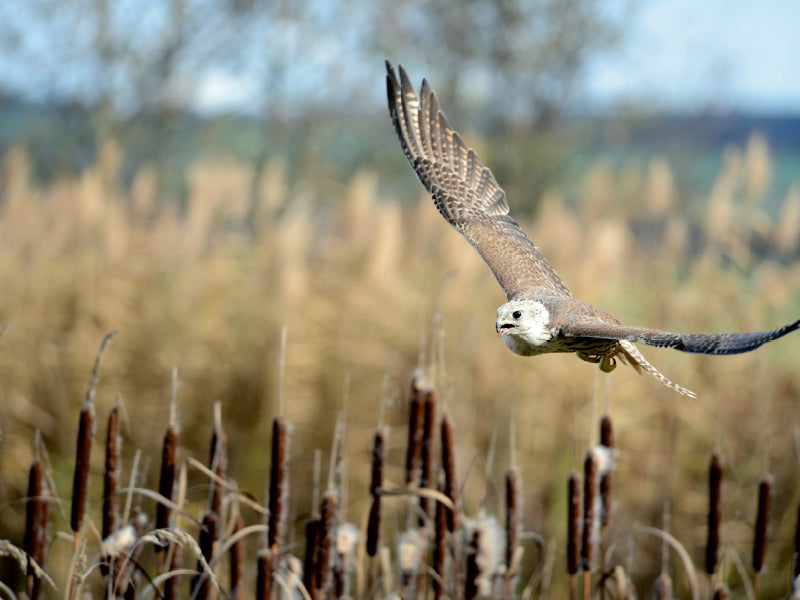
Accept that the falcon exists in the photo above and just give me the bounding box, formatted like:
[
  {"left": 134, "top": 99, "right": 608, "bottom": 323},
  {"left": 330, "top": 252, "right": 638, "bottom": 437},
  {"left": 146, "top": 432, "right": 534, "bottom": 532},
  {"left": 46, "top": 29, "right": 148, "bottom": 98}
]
[{"left": 386, "top": 62, "right": 800, "bottom": 398}]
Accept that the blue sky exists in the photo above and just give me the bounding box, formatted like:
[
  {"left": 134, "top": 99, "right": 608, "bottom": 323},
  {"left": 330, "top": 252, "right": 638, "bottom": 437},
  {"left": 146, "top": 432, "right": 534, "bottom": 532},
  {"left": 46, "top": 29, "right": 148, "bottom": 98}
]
[
  {"left": 2, "top": 0, "right": 799, "bottom": 115},
  {"left": 584, "top": 0, "right": 800, "bottom": 112}
]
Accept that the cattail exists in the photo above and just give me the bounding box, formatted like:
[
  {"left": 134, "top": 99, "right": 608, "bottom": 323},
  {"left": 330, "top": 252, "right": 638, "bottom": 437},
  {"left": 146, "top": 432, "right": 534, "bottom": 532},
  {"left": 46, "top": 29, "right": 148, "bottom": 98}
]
[
  {"left": 366, "top": 426, "right": 387, "bottom": 557},
  {"left": 208, "top": 404, "right": 228, "bottom": 521},
  {"left": 567, "top": 470, "right": 581, "bottom": 600},
  {"left": 794, "top": 502, "right": 800, "bottom": 579},
  {"left": 194, "top": 512, "right": 218, "bottom": 600},
  {"left": 440, "top": 413, "right": 459, "bottom": 532},
  {"left": 229, "top": 514, "right": 246, "bottom": 600},
  {"left": 706, "top": 453, "right": 723, "bottom": 576},
  {"left": 398, "top": 529, "right": 426, "bottom": 594},
  {"left": 504, "top": 467, "right": 521, "bottom": 578},
  {"left": 419, "top": 388, "right": 437, "bottom": 522},
  {"left": 71, "top": 330, "right": 117, "bottom": 536},
  {"left": 465, "top": 527, "right": 481, "bottom": 600},
  {"left": 599, "top": 415, "right": 614, "bottom": 529},
  {"left": 268, "top": 415, "right": 290, "bottom": 559},
  {"left": 303, "top": 516, "right": 321, "bottom": 596},
  {"left": 103, "top": 403, "right": 121, "bottom": 541},
  {"left": 157, "top": 422, "right": 179, "bottom": 531},
  {"left": 24, "top": 449, "right": 50, "bottom": 600},
  {"left": 71, "top": 396, "right": 96, "bottom": 535},
  {"left": 334, "top": 523, "right": 359, "bottom": 600},
  {"left": 405, "top": 373, "right": 426, "bottom": 486},
  {"left": 255, "top": 549, "right": 272, "bottom": 600},
  {"left": 315, "top": 492, "right": 337, "bottom": 595},
  {"left": 581, "top": 450, "right": 598, "bottom": 572},
  {"left": 753, "top": 475, "right": 772, "bottom": 573},
  {"left": 433, "top": 481, "right": 448, "bottom": 599}
]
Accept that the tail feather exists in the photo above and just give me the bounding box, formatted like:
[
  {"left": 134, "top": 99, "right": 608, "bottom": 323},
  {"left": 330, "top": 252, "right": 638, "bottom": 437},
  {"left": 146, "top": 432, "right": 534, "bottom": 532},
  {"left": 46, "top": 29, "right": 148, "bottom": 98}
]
[{"left": 618, "top": 340, "right": 697, "bottom": 398}]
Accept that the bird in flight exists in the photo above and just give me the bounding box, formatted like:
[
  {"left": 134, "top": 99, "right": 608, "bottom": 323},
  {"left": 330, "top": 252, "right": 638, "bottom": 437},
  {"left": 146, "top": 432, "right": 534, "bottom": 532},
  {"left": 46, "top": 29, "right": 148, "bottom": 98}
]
[{"left": 385, "top": 62, "right": 799, "bottom": 398}]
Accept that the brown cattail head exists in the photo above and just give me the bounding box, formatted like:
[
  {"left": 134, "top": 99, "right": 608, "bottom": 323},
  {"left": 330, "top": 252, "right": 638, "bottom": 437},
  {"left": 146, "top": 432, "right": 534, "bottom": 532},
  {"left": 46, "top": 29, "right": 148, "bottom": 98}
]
[
  {"left": 433, "top": 480, "right": 448, "bottom": 599},
  {"left": 581, "top": 450, "right": 599, "bottom": 572},
  {"left": 208, "top": 405, "right": 228, "bottom": 519},
  {"left": 369, "top": 426, "right": 387, "bottom": 496},
  {"left": 156, "top": 422, "right": 179, "bottom": 530},
  {"left": 419, "top": 388, "right": 437, "bottom": 522},
  {"left": 366, "top": 497, "right": 382, "bottom": 558},
  {"left": 440, "top": 413, "right": 459, "bottom": 532},
  {"left": 230, "top": 514, "right": 246, "bottom": 600},
  {"left": 505, "top": 467, "right": 521, "bottom": 577},
  {"left": 315, "top": 492, "right": 337, "bottom": 594},
  {"left": 599, "top": 416, "right": 614, "bottom": 528},
  {"left": 794, "top": 502, "right": 800, "bottom": 579},
  {"left": 102, "top": 403, "right": 121, "bottom": 541},
  {"left": 268, "top": 415, "right": 290, "bottom": 555},
  {"left": 752, "top": 474, "right": 772, "bottom": 573},
  {"left": 567, "top": 471, "right": 581, "bottom": 575},
  {"left": 71, "top": 398, "right": 96, "bottom": 533},
  {"left": 25, "top": 453, "right": 50, "bottom": 600},
  {"left": 255, "top": 549, "right": 272, "bottom": 600},
  {"left": 303, "top": 516, "right": 322, "bottom": 595},
  {"left": 194, "top": 511, "right": 219, "bottom": 600},
  {"left": 599, "top": 415, "right": 614, "bottom": 448},
  {"left": 706, "top": 453, "right": 723, "bottom": 575},
  {"left": 405, "top": 372, "right": 427, "bottom": 486}
]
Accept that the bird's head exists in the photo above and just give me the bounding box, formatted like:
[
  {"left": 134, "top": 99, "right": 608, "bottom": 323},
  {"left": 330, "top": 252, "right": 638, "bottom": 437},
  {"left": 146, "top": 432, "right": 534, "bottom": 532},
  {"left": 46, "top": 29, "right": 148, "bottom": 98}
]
[{"left": 495, "top": 299, "right": 552, "bottom": 349}]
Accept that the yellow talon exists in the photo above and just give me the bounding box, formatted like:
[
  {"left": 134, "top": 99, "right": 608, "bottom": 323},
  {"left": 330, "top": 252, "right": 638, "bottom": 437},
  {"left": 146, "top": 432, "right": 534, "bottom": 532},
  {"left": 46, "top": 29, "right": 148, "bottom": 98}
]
[{"left": 599, "top": 356, "right": 617, "bottom": 373}]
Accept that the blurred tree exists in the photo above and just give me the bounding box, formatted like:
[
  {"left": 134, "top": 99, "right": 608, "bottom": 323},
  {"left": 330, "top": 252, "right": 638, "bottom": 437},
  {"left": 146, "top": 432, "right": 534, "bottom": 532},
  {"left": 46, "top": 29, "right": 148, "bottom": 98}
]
[{"left": 0, "top": 0, "right": 624, "bottom": 203}]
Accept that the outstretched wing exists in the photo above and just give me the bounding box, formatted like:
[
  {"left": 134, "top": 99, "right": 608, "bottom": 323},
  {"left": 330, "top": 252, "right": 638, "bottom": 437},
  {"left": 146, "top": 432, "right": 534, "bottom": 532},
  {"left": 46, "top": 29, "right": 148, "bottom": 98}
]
[
  {"left": 386, "top": 62, "right": 572, "bottom": 300},
  {"left": 561, "top": 318, "right": 800, "bottom": 355}
]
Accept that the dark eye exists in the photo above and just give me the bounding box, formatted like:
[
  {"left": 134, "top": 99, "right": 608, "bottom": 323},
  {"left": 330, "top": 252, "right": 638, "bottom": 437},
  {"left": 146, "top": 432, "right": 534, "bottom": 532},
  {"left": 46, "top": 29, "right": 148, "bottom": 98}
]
[{"left": 512, "top": 310, "right": 522, "bottom": 319}]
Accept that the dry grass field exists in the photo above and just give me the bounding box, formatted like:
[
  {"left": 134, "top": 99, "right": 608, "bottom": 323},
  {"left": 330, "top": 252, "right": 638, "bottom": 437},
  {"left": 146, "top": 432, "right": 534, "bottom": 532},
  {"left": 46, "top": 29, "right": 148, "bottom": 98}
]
[{"left": 1, "top": 135, "right": 799, "bottom": 598}]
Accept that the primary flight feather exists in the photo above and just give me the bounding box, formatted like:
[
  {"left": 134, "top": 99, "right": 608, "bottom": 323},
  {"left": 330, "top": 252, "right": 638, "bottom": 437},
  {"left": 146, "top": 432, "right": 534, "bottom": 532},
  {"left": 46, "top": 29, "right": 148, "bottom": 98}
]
[{"left": 386, "top": 62, "right": 800, "bottom": 398}]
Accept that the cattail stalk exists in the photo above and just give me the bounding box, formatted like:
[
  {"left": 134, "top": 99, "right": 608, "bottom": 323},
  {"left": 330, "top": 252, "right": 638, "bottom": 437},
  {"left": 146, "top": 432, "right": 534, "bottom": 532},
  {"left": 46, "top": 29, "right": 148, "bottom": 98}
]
[
  {"left": 419, "top": 388, "right": 437, "bottom": 522},
  {"left": 567, "top": 471, "right": 581, "bottom": 600},
  {"left": 465, "top": 527, "right": 481, "bottom": 600},
  {"left": 194, "top": 512, "right": 218, "bottom": 600},
  {"left": 440, "top": 414, "right": 459, "bottom": 532},
  {"left": 72, "top": 330, "right": 118, "bottom": 539},
  {"left": 256, "top": 549, "right": 272, "bottom": 600},
  {"left": 24, "top": 448, "right": 50, "bottom": 600},
  {"left": 366, "top": 426, "right": 387, "bottom": 557},
  {"left": 752, "top": 474, "right": 772, "bottom": 599},
  {"left": 71, "top": 397, "right": 96, "bottom": 536},
  {"left": 268, "top": 415, "right": 290, "bottom": 560},
  {"left": 706, "top": 453, "right": 723, "bottom": 576},
  {"left": 433, "top": 481, "right": 448, "bottom": 599},
  {"left": 303, "top": 516, "right": 322, "bottom": 597},
  {"left": 103, "top": 403, "right": 121, "bottom": 541},
  {"left": 405, "top": 374, "right": 426, "bottom": 487},
  {"left": 794, "top": 502, "right": 800, "bottom": 581},
  {"left": 504, "top": 467, "right": 521, "bottom": 580},
  {"left": 599, "top": 415, "right": 614, "bottom": 529},
  {"left": 315, "top": 492, "right": 337, "bottom": 597},
  {"left": 230, "top": 514, "right": 246, "bottom": 600},
  {"left": 582, "top": 450, "right": 598, "bottom": 599}
]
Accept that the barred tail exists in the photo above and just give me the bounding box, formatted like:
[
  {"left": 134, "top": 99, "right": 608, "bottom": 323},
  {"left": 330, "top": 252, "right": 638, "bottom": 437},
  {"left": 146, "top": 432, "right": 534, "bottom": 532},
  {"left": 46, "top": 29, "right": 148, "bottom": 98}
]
[{"left": 617, "top": 340, "right": 697, "bottom": 398}]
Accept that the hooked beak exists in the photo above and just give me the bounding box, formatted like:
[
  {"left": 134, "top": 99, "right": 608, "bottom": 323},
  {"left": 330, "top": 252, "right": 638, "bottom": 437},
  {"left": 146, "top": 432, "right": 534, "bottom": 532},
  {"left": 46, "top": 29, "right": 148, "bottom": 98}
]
[{"left": 496, "top": 320, "right": 516, "bottom": 336}]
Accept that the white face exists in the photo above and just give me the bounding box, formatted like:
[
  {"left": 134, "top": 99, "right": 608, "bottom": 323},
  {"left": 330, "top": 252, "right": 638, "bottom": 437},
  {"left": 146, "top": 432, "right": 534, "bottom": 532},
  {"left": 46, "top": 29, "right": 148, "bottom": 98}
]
[{"left": 495, "top": 300, "right": 552, "bottom": 348}]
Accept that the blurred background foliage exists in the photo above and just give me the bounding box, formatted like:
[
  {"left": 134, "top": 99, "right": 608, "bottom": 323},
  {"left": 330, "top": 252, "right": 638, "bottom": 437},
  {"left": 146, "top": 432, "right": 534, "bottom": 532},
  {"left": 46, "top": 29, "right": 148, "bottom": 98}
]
[{"left": 1, "top": 0, "right": 800, "bottom": 595}]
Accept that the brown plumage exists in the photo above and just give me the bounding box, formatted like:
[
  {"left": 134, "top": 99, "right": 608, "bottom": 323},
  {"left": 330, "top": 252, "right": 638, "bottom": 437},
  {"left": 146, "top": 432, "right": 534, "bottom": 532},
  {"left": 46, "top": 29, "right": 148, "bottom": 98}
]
[{"left": 386, "top": 62, "right": 799, "bottom": 398}]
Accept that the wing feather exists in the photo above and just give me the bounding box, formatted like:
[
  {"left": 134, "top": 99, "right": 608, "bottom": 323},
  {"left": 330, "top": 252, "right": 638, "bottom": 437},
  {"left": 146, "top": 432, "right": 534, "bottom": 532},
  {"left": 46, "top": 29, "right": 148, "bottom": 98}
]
[
  {"left": 561, "top": 318, "right": 800, "bottom": 355},
  {"left": 386, "top": 61, "right": 571, "bottom": 299}
]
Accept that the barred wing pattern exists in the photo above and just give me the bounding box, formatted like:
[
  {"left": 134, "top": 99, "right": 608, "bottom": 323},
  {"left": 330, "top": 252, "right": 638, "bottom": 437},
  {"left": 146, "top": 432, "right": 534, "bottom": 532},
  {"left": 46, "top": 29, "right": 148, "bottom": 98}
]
[
  {"left": 560, "top": 318, "right": 800, "bottom": 355},
  {"left": 386, "top": 61, "right": 572, "bottom": 300}
]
